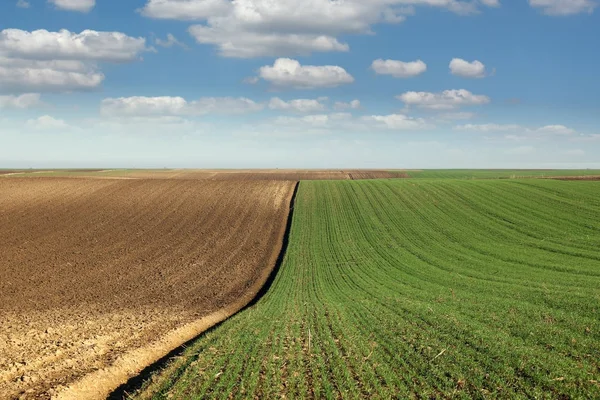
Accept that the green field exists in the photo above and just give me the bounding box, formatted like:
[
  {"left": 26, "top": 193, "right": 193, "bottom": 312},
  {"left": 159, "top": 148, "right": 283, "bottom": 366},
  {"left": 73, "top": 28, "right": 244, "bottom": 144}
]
[
  {"left": 134, "top": 178, "right": 600, "bottom": 399},
  {"left": 405, "top": 169, "right": 600, "bottom": 179}
]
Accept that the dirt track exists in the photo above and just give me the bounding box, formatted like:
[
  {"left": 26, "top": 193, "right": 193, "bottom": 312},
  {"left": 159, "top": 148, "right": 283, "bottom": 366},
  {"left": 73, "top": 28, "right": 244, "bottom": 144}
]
[{"left": 0, "top": 178, "right": 295, "bottom": 399}]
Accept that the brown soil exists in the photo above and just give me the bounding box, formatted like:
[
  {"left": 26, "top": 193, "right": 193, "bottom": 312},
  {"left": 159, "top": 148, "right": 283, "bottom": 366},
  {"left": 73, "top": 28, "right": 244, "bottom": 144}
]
[
  {"left": 0, "top": 171, "right": 35, "bottom": 175},
  {"left": 0, "top": 178, "right": 295, "bottom": 399},
  {"left": 74, "top": 169, "right": 409, "bottom": 180}
]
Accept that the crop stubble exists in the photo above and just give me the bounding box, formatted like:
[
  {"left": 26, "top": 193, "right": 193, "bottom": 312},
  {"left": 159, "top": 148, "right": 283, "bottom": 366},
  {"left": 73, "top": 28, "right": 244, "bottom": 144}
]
[{"left": 0, "top": 177, "right": 295, "bottom": 399}]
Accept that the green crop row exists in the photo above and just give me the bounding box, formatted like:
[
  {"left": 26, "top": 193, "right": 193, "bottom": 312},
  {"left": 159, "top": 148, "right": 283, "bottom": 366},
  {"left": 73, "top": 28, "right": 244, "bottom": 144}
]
[
  {"left": 405, "top": 169, "right": 600, "bottom": 179},
  {"left": 134, "top": 179, "right": 600, "bottom": 399}
]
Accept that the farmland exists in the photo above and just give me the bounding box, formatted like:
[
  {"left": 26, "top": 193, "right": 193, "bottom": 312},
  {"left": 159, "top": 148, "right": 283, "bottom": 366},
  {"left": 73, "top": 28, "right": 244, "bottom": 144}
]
[
  {"left": 134, "top": 178, "right": 600, "bottom": 399},
  {"left": 406, "top": 169, "right": 600, "bottom": 180},
  {"left": 0, "top": 169, "right": 409, "bottom": 181},
  {"left": 0, "top": 178, "right": 295, "bottom": 399}
]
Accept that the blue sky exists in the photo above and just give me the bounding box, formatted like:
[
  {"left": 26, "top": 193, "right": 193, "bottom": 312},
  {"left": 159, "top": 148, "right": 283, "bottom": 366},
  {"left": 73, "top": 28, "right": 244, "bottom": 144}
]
[{"left": 1, "top": 0, "right": 599, "bottom": 168}]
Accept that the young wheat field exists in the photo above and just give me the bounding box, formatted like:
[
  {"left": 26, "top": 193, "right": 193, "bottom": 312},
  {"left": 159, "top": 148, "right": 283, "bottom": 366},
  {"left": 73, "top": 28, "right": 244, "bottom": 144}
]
[{"left": 135, "top": 178, "right": 600, "bottom": 399}]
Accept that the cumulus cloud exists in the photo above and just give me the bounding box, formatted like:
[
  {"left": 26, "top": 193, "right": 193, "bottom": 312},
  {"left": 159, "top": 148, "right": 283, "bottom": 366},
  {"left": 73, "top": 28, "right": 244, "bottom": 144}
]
[
  {"left": 371, "top": 59, "right": 427, "bottom": 78},
  {"left": 398, "top": 89, "right": 490, "bottom": 110},
  {"left": 361, "top": 114, "right": 431, "bottom": 130},
  {"left": 273, "top": 113, "right": 344, "bottom": 128},
  {"left": 188, "top": 26, "right": 349, "bottom": 58},
  {"left": 26, "top": 115, "right": 70, "bottom": 130},
  {"left": 140, "top": 0, "right": 496, "bottom": 57},
  {"left": 140, "top": 0, "right": 231, "bottom": 19},
  {"left": 449, "top": 58, "right": 487, "bottom": 78},
  {"left": 529, "top": 0, "right": 596, "bottom": 15},
  {"left": 0, "top": 29, "right": 149, "bottom": 92},
  {"left": 534, "top": 125, "right": 576, "bottom": 135},
  {"left": 480, "top": 0, "right": 500, "bottom": 6},
  {"left": 17, "top": 0, "right": 31, "bottom": 8},
  {"left": 334, "top": 100, "right": 361, "bottom": 110},
  {"left": 48, "top": 0, "right": 95, "bottom": 12},
  {"left": 268, "top": 97, "right": 326, "bottom": 113},
  {"left": 0, "top": 58, "right": 104, "bottom": 92},
  {"left": 257, "top": 58, "right": 354, "bottom": 89},
  {"left": 0, "top": 93, "right": 41, "bottom": 108},
  {"left": 101, "top": 96, "right": 264, "bottom": 117},
  {"left": 0, "top": 29, "right": 148, "bottom": 62},
  {"left": 155, "top": 33, "right": 188, "bottom": 49}
]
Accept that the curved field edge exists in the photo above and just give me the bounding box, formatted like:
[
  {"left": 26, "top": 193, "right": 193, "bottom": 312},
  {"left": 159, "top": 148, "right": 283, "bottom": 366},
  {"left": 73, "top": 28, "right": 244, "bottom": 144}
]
[
  {"left": 53, "top": 183, "right": 297, "bottom": 400},
  {"left": 10, "top": 181, "right": 297, "bottom": 400},
  {"left": 133, "top": 179, "right": 600, "bottom": 399}
]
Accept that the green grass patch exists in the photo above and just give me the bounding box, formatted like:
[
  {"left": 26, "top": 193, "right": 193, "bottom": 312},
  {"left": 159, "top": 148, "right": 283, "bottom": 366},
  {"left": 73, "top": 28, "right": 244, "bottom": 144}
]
[{"left": 135, "top": 179, "right": 600, "bottom": 399}]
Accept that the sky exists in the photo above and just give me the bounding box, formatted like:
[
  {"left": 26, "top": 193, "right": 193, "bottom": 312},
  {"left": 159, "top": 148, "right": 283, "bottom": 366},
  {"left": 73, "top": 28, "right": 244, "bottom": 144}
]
[{"left": 0, "top": 0, "right": 599, "bottom": 169}]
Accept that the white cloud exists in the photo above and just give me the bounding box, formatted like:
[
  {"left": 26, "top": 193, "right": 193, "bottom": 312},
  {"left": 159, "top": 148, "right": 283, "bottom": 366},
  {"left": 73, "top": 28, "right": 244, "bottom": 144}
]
[
  {"left": 572, "top": 134, "right": 600, "bottom": 142},
  {"left": 334, "top": 100, "right": 361, "bottom": 110},
  {"left": 259, "top": 112, "right": 356, "bottom": 136},
  {"left": 0, "top": 93, "right": 41, "bottom": 108},
  {"left": 0, "top": 29, "right": 149, "bottom": 93},
  {"left": 155, "top": 33, "right": 188, "bottom": 48},
  {"left": 529, "top": 0, "right": 596, "bottom": 16},
  {"left": 268, "top": 97, "right": 326, "bottom": 113},
  {"left": 361, "top": 114, "right": 431, "bottom": 130},
  {"left": 48, "top": 0, "right": 95, "bottom": 12},
  {"left": 371, "top": 59, "right": 427, "bottom": 78},
  {"left": 16, "top": 0, "right": 31, "bottom": 8},
  {"left": 26, "top": 115, "right": 69, "bottom": 130},
  {"left": 273, "top": 114, "right": 338, "bottom": 128},
  {"left": 141, "top": 0, "right": 495, "bottom": 58},
  {"left": 456, "top": 123, "right": 578, "bottom": 137},
  {"left": 398, "top": 89, "right": 490, "bottom": 110},
  {"left": 455, "top": 123, "right": 521, "bottom": 132},
  {"left": 188, "top": 26, "right": 349, "bottom": 58},
  {"left": 480, "top": 0, "right": 500, "bottom": 6},
  {"left": 101, "top": 96, "right": 264, "bottom": 117},
  {"left": 140, "top": 0, "right": 231, "bottom": 20},
  {"left": 0, "top": 29, "right": 148, "bottom": 63},
  {"left": 0, "top": 58, "right": 104, "bottom": 92},
  {"left": 534, "top": 125, "right": 576, "bottom": 135},
  {"left": 449, "top": 58, "right": 487, "bottom": 78},
  {"left": 258, "top": 58, "right": 354, "bottom": 89},
  {"left": 260, "top": 110, "right": 434, "bottom": 136}
]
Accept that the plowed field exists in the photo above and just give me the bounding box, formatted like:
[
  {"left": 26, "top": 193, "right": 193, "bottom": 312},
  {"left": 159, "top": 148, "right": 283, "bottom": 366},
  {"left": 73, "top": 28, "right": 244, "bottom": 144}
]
[
  {"left": 2, "top": 169, "right": 409, "bottom": 180},
  {"left": 0, "top": 178, "right": 295, "bottom": 399}
]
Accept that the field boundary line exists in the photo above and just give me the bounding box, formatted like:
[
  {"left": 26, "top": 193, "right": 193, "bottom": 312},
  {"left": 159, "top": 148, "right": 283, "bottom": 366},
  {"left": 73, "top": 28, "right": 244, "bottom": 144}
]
[{"left": 53, "top": 182, "right": 300, "bottom": 400}]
